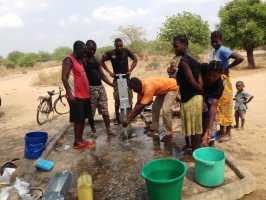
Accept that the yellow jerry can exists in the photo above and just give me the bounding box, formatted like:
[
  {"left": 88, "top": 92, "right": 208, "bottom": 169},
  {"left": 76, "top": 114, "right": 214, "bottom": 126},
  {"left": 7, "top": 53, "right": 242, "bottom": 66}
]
[{"left": 77, "top": 173, "right": 93, "bottom": 200}]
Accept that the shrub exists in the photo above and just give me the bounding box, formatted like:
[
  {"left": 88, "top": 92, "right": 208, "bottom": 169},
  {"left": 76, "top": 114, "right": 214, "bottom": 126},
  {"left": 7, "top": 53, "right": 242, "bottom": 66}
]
[
  {"left": 52, "top": 47, "right": 72, "bottom": 61},
  {"left": 38, "top": 51, "right": 52, "bottom": 62}
]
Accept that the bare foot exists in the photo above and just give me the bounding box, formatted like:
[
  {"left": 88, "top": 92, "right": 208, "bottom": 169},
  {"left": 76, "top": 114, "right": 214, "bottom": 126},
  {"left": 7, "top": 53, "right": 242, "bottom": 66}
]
[{"left": 218, "top": 135, "right": 231, "bottom": 143}]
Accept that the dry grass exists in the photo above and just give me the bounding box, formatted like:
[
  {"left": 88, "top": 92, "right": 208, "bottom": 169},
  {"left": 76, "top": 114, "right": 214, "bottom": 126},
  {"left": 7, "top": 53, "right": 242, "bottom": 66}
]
[
  {"left": 0, "top": 61, "right": 60, "bottom": 78},
  {"left": 230, "top": 50, "right": 266, "bottom": 78},
  {"left": 0, "top": 65, "right": 28, "bottom": 77},
  {"left": 33, "top": 67, "right": 62, "bottom": 86},
  {"left": 6, "top": 50, "right": 266, "bottom": 86},
  {"left": 132, "top": 55, "right": 172, "bottom": 78}
]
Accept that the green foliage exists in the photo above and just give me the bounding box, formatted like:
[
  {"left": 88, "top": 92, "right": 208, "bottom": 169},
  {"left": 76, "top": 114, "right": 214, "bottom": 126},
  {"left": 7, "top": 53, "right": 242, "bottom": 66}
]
[
  {"left": 0, "top": 56, "right": 4, "bottom": 65},
  {"left": 115, "top": 25, "right": 147, "bottom": 55},
  {"left": 189, "top": 43, "right": 206, "bottom": 57},
  {"left": 6, "top": 51, "right": 24, "bottom": 66},
  {"left": 219, "top": 0, "right": 266, "bottom": 50},
  {"left": 159, "top": 11, "right": 210, "bottom": 48},
  {"left": 3, "top": 47, "right": 69, "bottom": 68},
  {"left": 95, "top": 46, "right": 113, "bottom": 59},
  {"left": 4, "top": 60, "right": 16, "bottom": 68},
  {"left": 116, "top": 25, "right": 146, "bottom": 44},
  {"left": 128, "top": 41, "right": 147, "bottom": 55},
  {"left": 145, "top": 40, "right": 172, "bottom": 55},
  {"left": 38, "top": 51, "right": 51, "bottom": 62},
  {"left": 18, "top": 53, "right": 40, "bottom": 67},
  {"left": 52, "top": 47, "right": 72, "bottom": 61},
  {"left": 5, "top": 51, "right": 49, "bottom": 67}
]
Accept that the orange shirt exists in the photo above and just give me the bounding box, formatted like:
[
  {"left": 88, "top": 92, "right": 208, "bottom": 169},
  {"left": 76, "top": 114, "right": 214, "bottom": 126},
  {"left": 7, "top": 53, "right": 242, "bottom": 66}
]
[{"left": 138, "top": 77, "right": 178, "bottom": 105}]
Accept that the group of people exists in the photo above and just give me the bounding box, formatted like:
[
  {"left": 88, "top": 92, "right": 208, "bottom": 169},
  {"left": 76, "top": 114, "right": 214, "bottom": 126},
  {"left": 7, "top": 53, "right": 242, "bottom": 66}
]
[
  {"left": 62, "top": 30, "right": 253, "bottom": 151},
  {"left": 62, "top": 38, "right": 137, "bottom": 149}
]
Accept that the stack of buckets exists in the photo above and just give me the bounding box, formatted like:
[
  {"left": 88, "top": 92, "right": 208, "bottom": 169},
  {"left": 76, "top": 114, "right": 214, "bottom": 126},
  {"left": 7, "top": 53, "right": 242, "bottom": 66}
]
[
  {"left": 24, "top": 131, "right": 48, "bottom": 159},
  {"left": 141, "top": 147, "right": 225, "bottom": 200}
]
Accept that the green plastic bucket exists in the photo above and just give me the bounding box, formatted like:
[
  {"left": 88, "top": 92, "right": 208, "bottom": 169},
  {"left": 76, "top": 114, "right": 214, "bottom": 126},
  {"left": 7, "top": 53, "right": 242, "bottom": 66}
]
[
  {"left": 141, "top": 158, "right": 187, "bottom": 200},
  {"left": 193, "top": 147, "right": 225, "bottom": 187}
]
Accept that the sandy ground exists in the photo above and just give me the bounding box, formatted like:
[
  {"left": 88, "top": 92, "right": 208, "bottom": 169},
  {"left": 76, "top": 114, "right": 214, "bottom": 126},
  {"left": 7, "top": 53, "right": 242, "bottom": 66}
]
[
  {"left": 0, "top": 63, "right": 266, "bottom": 199},
  {"left": 0, "top": 69, "right": 67, "bottom": 161},
  {"left": 220, "top": 70, "right": 266, "bottom": 199}
]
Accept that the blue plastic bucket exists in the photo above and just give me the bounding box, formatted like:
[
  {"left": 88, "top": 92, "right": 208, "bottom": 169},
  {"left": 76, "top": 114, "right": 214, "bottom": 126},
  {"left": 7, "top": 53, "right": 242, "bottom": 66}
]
[{"left": 24, "top": 131, "right": 48, "bottom": 159}]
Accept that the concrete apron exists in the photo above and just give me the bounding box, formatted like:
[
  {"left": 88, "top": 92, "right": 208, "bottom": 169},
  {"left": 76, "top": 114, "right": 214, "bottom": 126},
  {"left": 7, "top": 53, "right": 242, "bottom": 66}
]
[{"left": 14, "top": 118, "right": 256, "bottom": 200}]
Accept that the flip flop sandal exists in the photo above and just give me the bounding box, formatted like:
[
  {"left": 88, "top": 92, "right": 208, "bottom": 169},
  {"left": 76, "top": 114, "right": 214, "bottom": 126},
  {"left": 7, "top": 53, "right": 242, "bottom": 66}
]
[
  {"left": 82, "top": 140, "right": 96, "bottom": 149},
  {"left": 0, "top": 158, "right": 19, "bottom": 175},
  {"left": 73, "top": 142, "right": 90, "bottom": 150}
]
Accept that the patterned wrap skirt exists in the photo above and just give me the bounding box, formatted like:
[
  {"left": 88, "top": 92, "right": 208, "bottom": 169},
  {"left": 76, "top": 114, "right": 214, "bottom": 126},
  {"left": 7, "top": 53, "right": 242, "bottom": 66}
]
[
  {"left": 216, "top": 75, "right": 233, "bottom": 127},
  {"left": 181, "top": 95, "right": 203, "bottom": 136}
]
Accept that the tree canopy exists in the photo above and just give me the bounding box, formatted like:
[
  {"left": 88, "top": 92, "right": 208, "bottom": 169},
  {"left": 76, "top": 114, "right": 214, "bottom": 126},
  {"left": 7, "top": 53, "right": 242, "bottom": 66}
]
[
  {"left": 159, "top": 11, "right": 210, "bottom": 48},
  {"left": 116, "top": 25, "right": 146, "bottom": 44},
  {"left": 219, "top": 0, "right": 266, "bottom": 68}
]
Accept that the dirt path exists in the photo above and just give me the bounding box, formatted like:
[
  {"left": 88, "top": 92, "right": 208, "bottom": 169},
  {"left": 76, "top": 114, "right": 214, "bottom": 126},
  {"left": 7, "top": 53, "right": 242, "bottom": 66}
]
[
  {"left": 221, "top": 71, "right": 266, "bottom": 199},
  {"left": 0, "top": 69, "right": 67, "bottom": 161}
]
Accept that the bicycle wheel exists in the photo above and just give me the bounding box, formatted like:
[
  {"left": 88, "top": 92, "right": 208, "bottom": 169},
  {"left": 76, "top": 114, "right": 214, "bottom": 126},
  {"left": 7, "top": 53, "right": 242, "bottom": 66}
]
[
  {"left": 36, "top": 100, "right": 51, "bottom": 125},
  {"left": 54, "top": 95, "right": 69, "bottom": 115}
]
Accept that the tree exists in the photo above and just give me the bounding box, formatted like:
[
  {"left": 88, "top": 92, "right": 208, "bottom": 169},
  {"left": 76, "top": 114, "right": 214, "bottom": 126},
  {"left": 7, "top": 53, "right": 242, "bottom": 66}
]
[
  {"left": 116, "top": 25, "right": 146, "bottom": 44},
  {"left": 6, "top": 51, "right": 25, "bottom": 66},
  {"left": 52, "top": 47, "right": 72, "bottom": 61},
  {"left": 115, "top": 25, "right": 147, "bottom": 54},
  {"left": 145, "top": 40, "right": 172, "bottom": 55},
  {"left": 219, "top": 0, "right": 266, "bottom": 68},
  {"left": 159, "top": 12, "right": 210, "bottom": 48}
]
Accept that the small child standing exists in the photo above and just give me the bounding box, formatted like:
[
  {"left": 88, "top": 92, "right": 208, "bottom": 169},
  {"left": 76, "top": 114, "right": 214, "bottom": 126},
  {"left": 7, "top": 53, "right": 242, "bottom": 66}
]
[{"left": 234, "top": 81, "right": 254, "bottom": 129}]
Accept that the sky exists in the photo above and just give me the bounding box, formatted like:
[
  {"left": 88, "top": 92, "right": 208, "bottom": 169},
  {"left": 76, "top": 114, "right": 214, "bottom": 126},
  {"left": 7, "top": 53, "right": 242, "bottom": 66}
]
[{"left": 0, "top": 0, "right": 230, "bottom": 57}]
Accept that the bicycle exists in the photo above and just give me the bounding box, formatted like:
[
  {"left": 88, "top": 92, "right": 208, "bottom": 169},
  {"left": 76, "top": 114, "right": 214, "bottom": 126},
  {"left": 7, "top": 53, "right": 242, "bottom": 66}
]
[{"left": 36, "top": 87, "right": 69, "bottom": 125}]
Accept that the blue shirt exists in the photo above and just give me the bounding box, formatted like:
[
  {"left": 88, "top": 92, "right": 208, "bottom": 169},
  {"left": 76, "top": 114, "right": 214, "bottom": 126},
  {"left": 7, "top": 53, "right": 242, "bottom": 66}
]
[{"left": 211, "top": 46, "right": 233, "bottom": 70}]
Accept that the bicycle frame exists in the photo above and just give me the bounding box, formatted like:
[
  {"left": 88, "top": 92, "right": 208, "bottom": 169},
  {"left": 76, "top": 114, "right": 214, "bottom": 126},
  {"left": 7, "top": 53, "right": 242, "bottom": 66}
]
[
  {"left": 38, "top": 96, "right": 53, "bottom": 113},
  {"left": 37, "top": 87, "right": 68, "bottom": 125},
  {"left": 38, "top": 87, "right": 65, "bottom": 113}
]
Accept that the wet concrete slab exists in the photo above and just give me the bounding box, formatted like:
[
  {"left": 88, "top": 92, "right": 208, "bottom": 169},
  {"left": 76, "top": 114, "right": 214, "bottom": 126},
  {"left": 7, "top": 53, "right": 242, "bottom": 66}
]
[{"left": 25, "top": 115, "right": 255, "bottom": 200}]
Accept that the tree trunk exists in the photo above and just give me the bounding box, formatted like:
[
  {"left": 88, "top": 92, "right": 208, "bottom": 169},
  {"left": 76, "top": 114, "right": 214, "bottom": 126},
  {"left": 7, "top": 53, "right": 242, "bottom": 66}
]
[{"left": 246, "top": 48, "right": 255, "bottom": 68}]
